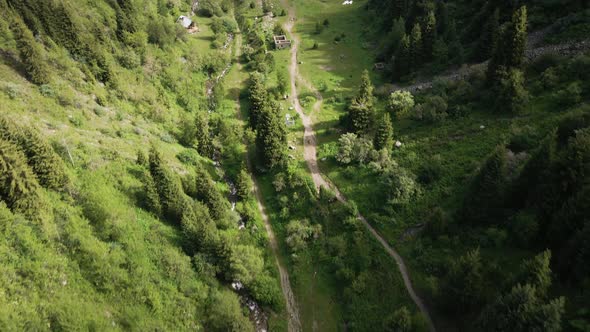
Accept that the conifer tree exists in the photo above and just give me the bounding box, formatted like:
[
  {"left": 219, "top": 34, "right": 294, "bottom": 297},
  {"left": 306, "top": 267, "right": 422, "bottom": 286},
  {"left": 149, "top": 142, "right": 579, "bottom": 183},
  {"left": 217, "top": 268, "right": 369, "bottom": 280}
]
[
  {"left": 137, "top": 149, "right": 148, "bottom": 167},
  {"left": 520, "top": 250, "right": 552, "bottom": 297},
  {"left": 20, "top": 127, "right": 68, "bottom": 190},
  {"left": 0, "top": 116, "right": 67, "bottom": 191},
  {"left": 194, "top": 167, "right": 230, "bottom": 227},
  {"left": 496, "top": 68, "right": 528, "bottom": 113},
  {"left": 487, "top": 6, "right": 528, "bottom": 83},
  {"left": 143, "top": 170, "right": 162, "bottom": 216},
  {"left": 149, "top": 146, "right": 185, "bottom": 222},
  {"left": 255, "top": 105, "right": 287, "bottom": 169},
  {"left": 423, "top": 11, "right": 437, "bottom": 61},
  {"left": 236, "top": 168, "right": 253, "bottom": 200},
  {"left": 348, "top": 70, "right": 374, "bottom": 134},
  {"left": 374, "top": 113, "right": 394, "bottom": 151},
  {"left": 410, "top": 23, "right": 423, "bottom": 69},
  {"left": 441, "top": 248, "right": 485, "bottom": 312},
  {"left": 477, "top": 8, "right": 500, "bottom": 61},
  {"left": 195, "top": 113, "right": 213, "bottom": 158},
  {"left": 0, "top": 138, "right": 42, "bottom": 217},
  {"left": 10, "top": 18, "right": 50, "bottom": 85},
  {"left": 478, "top": 284, "right": 564, "bottom": 332},
  {"left": 181, "top": 200, "right": 219, "bottom": 255},
  {"left": 394, "top": 33, "right": 411, "bottom": 78},
  {"left": 248, "top": 73, "right": 268, "bottom": 128},
  {"left": 463, "top": 145, "right": 508, "bottom": 224}
]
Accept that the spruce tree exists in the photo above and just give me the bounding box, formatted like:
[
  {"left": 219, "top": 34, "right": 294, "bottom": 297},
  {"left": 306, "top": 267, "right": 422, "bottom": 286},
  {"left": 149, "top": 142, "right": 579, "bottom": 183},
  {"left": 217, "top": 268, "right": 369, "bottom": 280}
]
[
  {"left": 410, "top": 23, "right": 423, "bottom": 69},
  {"left": 180, "top": 200, "right": 219, "bottom": 255},
  {"left": 508, "top": 6, "right": 528, "bottom": 69},
  {"left": 20, "top": 127, "right": 68, "bottom": 190},
  {"left": 520, "top": 250, "right": 552, "bottom": 297},
  {"left": 463, "top": 145, "right": 508, "bottom": 224},
  {"left": 478, "top": 284, "right": 564, "bottom": 332},
  {"left": 255, "top": 105, "right": 287, "bottom": 169},
  {"left": 348, "top": 70, "right": 374, "bottom": 134},
  {"left": 487, "top": 6, "right": 528, "bottom": 83},
  {"left": 236, "top": 168, "right": 253, "bottom": 200},
  {"left": 143, "top": 170, "right": 162, "bottom": 216},
  {"left": 149, "top": 145, "right": 185, "bottom": 223},
  {"left": 394, "top": 34, "right": 411, "bottom": 78},
  {"left": 423, "top": 11, "right": 437, "bottom": 62},
  {"left": 496, "top": 68, "right": 528, "bottom": 113},
  {"left": 194, "top": 167, "right": 230, "bottom": 228},
  {"left": 0, "top": 116, "right": 67, "bottom": 191},
  {"left": 0, "top": 138, "right": 42, "bottom": 217},
  {"left": 477, "top": 8, "right": 500, "bottom": 61},
  {"left": 10, "top": 18, "right": 50, "bottom": 85},
  {"left": 195, "top": 113, "right": 213, "bottom": 158},
  {"left": 248, "top": 73, "right": 268, "bottom": 128},
  {"left": 374, "top": 113, "right": 394, "bottom": 151}
]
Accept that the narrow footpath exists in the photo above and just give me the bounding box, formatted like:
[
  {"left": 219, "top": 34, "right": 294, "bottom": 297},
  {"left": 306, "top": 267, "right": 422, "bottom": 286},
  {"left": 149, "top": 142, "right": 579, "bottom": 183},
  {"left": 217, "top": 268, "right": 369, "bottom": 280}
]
[
  {"left": 281, "top": 3, "right": 437, "bottom": 332},
  {"left": 232, "top": 30, "right": 302, "bottom": 332}
]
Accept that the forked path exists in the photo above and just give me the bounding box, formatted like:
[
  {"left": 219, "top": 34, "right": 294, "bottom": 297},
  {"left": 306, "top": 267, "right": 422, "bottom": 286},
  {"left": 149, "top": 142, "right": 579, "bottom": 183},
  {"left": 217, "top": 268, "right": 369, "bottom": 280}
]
[
  {"left": 232, "top": 31, "right": 302, "bottom": 332},
  {"left": 282, "top": 3, "right": 436, "bottom": 332}
]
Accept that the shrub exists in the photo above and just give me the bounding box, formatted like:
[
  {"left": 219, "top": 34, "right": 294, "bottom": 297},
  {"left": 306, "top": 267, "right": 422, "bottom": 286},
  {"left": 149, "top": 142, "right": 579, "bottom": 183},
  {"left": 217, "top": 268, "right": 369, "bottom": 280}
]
[
  {"left": 553, "top": 82, "right": 582, "bottom": 107},
  {"left": 388, "top": 90, "right": 415, "bottom": 118},
  {"left": 418, "top": 154, "right": 443, "bottom": 184},
  {"left": 176, "top": 149, "right": 200, "bottom": 166}
]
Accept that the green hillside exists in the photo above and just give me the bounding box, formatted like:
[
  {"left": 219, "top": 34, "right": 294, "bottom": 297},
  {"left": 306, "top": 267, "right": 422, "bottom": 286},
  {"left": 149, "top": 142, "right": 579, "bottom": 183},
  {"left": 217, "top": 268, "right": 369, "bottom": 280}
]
[{"left": 1, "top": 0, "right": 589, "bottom": 331}]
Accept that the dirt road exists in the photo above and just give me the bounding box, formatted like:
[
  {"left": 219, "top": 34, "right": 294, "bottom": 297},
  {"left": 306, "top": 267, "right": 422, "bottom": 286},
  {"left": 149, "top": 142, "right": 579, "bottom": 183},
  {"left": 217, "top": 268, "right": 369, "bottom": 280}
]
[
  {"left": 232, "top": 31, "right": 302, "bottom": 332},
  {"left": 282, "top": 3, "right": 436, "bottom": 332}
]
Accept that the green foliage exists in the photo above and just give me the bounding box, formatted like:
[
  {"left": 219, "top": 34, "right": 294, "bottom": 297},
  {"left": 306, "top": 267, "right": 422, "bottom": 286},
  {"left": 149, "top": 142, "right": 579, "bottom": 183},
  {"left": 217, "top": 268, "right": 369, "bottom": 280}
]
[
  {"left": 0, "top": 138, "right": 42, "bottom": 217},
  {"left": 520, "top": 250, "right": 552, "bottom": 297},
  {"left": 388, "top": 90, "right": 415, "bottom": 118},
  {"left": 495, "top": 68, "right": 529, "bottom": 113},
  {"left": 248, "top": 73, "right": 268, "bottom": 128},
  {"left": 235, "top": 168, "right": 253, "bottom": 200},
  {"left": 180, "top": 200, "right": 218, "bottom": 255},
  {"left": 384, "top": 306, "right": 412, "bottom": 332},
  {"left": 0, "top": 116, "right": 68, "bottom": 191},
  {"left": 250, "top": 274, "right": 283, "bottom": 310},
  {"left": 193, "top": 167, "right": 231, "bottom": 228},
  {"left": 478, "top": 284, "right": 565, "bottom": 332},
  {"left": 410, "top": 23, "right": 423, "bottom": 68},
  {"left": 10, "top": 18, "right": 50, "bottom": 85},
  {"left": 336, "top": 133, "right": 374, "bottom": 165},
  {"left": 463, "top": 145, "right": 508, "bottom": 224},
  {"left": 374, "top": 113, "right": 394, "bottom": 151},
  {"left": 285, "top": 219, "right": 321, "bottom": 252},
  {"left": 477, "top": 8, "right": 500, "bottom": 61},
  {"left": 440, "top": 248, "right": 485, "bottom": 313},
  {"left": 149, "top": 146, "right": 186, "bottom": 223},
  {"left": 348, "top": 70, "right": 374, "bottom": 133},
  {"left": 255, "top": 105, "right": 287, "bottom": 170},
  {"left": 422, "top": 11, "right": 436, "bottom": 61},
  {"left": 383, "top": 166, "right": 418, "bottom": 205},
  {"left": 487, "top": 6, "right": 528, "bottom": 82},
  {"left": 394, "top": 34, "right": 411, "bottom": 78},
  {"left": 142, "top": 170, "right": 162, "bottom": 216},
  {"left": 206, "top": 290, "right": 254, "bottom": 332}
]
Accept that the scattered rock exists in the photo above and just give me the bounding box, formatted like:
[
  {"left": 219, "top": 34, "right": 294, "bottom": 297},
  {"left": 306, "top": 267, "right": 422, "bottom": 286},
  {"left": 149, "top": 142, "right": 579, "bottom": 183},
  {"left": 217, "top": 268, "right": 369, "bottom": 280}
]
[{"left": 395, "top": 141, "right": 402, "bottom": 148}]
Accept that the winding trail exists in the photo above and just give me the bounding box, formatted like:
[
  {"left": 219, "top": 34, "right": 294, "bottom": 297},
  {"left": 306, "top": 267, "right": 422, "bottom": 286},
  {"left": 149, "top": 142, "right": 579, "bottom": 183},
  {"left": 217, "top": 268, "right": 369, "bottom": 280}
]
[
  {"left": 232, "top": 29, "right": 302, "bottom": 332},
  {"left": 282, "top": 3, "right": 436, "bottom": 332}
]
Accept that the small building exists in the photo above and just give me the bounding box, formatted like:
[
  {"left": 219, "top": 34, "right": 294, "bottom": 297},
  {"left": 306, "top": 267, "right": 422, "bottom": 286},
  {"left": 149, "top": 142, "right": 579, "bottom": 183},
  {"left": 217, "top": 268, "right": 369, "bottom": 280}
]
[
  {"left": 274, "top": 35, "right": 292, "bottom": 49},
  {"left": 177, "top": 16, "right": 199, "bottom": 32}
]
